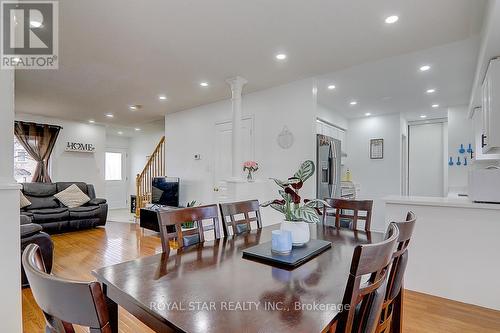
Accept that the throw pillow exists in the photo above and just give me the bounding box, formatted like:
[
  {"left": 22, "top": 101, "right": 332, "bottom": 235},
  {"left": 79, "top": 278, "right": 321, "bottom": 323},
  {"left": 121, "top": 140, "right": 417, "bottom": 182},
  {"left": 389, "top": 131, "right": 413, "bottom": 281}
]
[
  {"left": 20, "top": 191, "right": 31, "bottom": 209},
  {"left": 54, "top": 184, "right": 90, "bottom": 208}
]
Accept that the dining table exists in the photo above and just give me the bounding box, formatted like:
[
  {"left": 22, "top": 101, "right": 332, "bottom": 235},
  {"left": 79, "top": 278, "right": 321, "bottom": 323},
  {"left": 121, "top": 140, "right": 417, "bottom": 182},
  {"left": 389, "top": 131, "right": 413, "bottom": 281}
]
[{"left": 92, "top": 223, "right": 397, "bottom": 333}]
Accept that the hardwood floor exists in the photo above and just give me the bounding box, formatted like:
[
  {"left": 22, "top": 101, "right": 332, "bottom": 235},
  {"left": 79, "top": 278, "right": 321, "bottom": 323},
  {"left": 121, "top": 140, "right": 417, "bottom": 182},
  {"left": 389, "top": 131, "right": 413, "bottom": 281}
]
[{"left": 22, "top": 222, "right": 500, "bottom": 333}]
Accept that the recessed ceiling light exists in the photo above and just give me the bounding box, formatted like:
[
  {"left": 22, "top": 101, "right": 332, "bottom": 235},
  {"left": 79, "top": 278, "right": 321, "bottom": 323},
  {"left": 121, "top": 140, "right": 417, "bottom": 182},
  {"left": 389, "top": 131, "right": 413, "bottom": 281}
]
[
  {"left": 30, "top": 20, "right": 42, "bottom": 28},
  {"left": 432, "top": 104, "right": 439, "bottom": 108},
  {"left": 105, "top": 113, "right": 114, "bottom": 118},
  {"left": 200, "top": 82, "right": 209, "bottom": 87},
  {"left": 117, "top": 131, "right": 123, "bottom": 135},
  {"left": 365, "top": 113, "right": 372, "bottom": 116},
  {"left": 275, "top": 53, "right": 287, "bottom": 60},
  {"left": 135, "top": 128, "right": 141, "bottom": 131},
  {"left": 420, "top": 115, "right": 427, "bottom": 119},
  {"left": 420, "top": 65, "right": 431, "bottom": 72},
  {"left": 88, "top": 120, "right": 95, "bottom": 123},
  {"left": 158, "top": 95, "right": 167, "bottom": 101},
  {"left": 327, "top": 85, "right": 336, "bottom": 90},
  {"left": 350, "top": 101, "right": 358, "bottom": 105},
  {"left": 426, "top": 89, "right": 436, "bottom": 94},
  {"left": 385, "top": 15, "right": 399, "bottom": 24},
  {"left": 129, "top": 105, "right": 138, "bottom": 111}
]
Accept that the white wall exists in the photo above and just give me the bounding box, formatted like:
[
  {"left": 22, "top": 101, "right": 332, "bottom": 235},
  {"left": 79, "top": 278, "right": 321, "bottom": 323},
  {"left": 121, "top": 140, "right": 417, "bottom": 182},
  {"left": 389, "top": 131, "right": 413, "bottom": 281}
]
[
  {"left": 0, "top": 69, "right": 22, "bottom": 332},
  {"left": 346, "top": 113, "right": 402, "bottom": 231},
  {"left": 316, "top": 103, "right": 348, "bottom": 130},
  {"left": 129, "top": 121, "right": 164, "bottom": 195},
  {"left": 165, "top": 79, "right": 316, "bottom": 221},
  {"left": 447, "top": 105, "right": 474, "bottom": 193},
  {"left": 15, "top": 114, "right": 107, "bottom": 196},
  {"left": 408, "top": 122, "right": 446, "bottom": 197},
  {"left": 106, "top": 134, "right": 130, "bottom": 150}
]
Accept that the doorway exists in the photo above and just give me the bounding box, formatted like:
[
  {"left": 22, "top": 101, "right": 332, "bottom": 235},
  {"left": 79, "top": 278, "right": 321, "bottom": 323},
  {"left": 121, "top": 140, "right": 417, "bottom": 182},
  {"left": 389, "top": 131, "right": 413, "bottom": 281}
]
[
  {"left": 401, "top": 134, "right": 408, "bottom": 195},
  {"left": 213, "top": 117, "right": 254, "bottom": 202},
  {"left": 408, "top": 121, "right": 446, "bottom": 197},
  {"left": 104, "top": 148, "right": 128, "bottom": 209}
]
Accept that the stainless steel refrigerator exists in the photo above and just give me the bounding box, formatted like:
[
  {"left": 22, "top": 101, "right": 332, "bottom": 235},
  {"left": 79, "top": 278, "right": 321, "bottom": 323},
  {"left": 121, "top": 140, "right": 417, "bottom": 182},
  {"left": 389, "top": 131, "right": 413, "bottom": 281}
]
[{"left": 316, "top": 134, "right": 341, "bottom": 200}]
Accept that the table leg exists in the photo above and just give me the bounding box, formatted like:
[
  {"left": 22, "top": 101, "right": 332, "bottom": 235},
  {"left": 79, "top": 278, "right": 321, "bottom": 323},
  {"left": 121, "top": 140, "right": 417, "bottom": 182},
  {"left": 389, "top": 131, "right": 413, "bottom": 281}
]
[
  {"left": 103, "top": 284, "right": 119, "bottom": 333},
  {"left": 391, "top": 287, "right": 404, "bottom": 333}
]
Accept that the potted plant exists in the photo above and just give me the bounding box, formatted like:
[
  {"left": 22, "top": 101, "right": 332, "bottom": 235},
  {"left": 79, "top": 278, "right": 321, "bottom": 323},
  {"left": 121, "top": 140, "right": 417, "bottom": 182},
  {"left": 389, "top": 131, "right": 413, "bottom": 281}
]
[
  {"left": 262, "top": 160, "right": 329, "bottom": 246},
  {"left": 243, "top": 161, "right": 259, "bottom": 182},
  {"left": 181, "top": 200, "right": 197, "bottom": 229}
]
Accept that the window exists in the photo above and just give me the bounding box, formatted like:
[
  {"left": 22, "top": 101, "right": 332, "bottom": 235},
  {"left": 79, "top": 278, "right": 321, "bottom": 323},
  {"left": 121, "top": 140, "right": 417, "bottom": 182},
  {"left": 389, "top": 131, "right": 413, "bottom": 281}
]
[
  {"left": 14, "top": 137, "right": 37, "bottom": 183},
  {"left": 105, "top": 152, "right": 122, "bottom": 181}
]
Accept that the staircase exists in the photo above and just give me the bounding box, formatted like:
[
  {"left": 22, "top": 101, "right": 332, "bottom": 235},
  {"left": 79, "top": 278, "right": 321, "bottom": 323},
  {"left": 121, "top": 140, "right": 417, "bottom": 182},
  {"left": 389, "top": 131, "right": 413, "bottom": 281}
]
[{"left": 135, "top": 136, "right": 165, "bottom": 217}]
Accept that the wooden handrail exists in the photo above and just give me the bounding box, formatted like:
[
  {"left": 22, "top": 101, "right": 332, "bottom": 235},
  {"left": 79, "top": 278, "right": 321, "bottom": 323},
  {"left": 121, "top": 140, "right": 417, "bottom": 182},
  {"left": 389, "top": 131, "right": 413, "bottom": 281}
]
[{"left": 135, "top": 136, "right": 165, "bottom": 217}]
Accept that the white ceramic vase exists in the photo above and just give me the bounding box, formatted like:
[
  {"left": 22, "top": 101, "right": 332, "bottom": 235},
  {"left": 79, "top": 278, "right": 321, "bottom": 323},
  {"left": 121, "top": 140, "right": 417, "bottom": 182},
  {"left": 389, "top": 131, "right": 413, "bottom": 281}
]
[{"left": 281, "top": 220, "right": 310, "bottom": 246}]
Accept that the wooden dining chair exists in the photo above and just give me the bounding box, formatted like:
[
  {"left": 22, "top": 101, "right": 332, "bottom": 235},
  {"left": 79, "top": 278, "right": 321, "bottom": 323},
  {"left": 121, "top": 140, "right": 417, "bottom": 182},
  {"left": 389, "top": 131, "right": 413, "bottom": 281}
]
[
  {"left": 376, "top": 211, "right": 417, "bottom": 333},
  {"left": 322, "top": 198, "right": 373, "bottom": 231},
  {"left": 331, "top": 223, "right": 399, "bottom": 333},
  {"left": 219, "top": 200, "right": 263, "bottom": 237},
  {"left": 157, "top": 204, "right": 222, "bottom": 253},
  {"left": 22, "top": 244, "right": 112, "bottom": 333}
]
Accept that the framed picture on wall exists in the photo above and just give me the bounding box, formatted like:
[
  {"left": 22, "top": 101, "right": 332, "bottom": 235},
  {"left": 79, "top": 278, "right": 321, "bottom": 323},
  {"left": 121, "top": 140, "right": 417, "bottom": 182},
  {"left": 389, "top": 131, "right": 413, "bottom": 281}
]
[{"left": 370, "top": 138, "right": 384, "bottom": 159}]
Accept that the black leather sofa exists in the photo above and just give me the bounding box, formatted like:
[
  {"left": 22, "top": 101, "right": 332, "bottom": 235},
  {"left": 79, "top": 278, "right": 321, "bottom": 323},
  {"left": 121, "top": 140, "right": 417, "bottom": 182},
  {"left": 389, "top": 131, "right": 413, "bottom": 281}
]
[
  {"left": 21, "top": 214, "right": 53, "bottom": 287},
  {"left": 20, "top": 182, "right": 108, "bottom": 234}
]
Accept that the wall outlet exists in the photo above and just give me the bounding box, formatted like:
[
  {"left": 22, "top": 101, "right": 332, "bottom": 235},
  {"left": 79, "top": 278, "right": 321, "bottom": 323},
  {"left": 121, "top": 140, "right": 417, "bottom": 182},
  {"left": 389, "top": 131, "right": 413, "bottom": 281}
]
[{"left": 194, "top": 154, "right": 201, "bottom": 160}]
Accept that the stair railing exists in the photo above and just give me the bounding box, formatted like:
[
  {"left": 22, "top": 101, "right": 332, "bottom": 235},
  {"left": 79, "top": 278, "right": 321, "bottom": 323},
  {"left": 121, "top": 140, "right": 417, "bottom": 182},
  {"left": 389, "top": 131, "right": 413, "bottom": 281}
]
[{"left": 135, "top": 136, "right": 165, "bottom": 217}]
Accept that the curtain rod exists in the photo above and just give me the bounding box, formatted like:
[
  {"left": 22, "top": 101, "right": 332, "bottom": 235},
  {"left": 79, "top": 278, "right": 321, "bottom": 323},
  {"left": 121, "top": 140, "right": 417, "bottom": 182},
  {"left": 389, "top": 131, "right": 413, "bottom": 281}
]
[{"left": 15, "top": 120, "right": 63, "bottom": 130}]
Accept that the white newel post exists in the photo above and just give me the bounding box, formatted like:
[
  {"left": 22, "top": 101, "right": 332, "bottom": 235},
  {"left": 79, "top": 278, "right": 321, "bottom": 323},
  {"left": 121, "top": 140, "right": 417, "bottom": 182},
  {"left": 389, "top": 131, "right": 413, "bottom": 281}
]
[
  {"left": 226, "top": 76, "right": 248, "bottom": 181},
  {"left": 0, "top": 69, "right": 22, "bottom": 332}
]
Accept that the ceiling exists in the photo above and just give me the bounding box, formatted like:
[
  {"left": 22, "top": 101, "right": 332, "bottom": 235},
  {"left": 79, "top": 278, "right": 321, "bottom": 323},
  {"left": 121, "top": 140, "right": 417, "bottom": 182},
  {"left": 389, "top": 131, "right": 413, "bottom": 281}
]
[
  {"left": 15, "top": 0, "right": 486, "bottom": 127},
  {"left": 316, "top": 37, "right": 481, "bottom": 121}
]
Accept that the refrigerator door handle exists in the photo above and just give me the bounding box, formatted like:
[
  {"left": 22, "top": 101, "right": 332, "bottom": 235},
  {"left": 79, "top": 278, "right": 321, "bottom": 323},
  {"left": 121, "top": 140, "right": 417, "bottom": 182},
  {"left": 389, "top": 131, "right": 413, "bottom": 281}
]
[{"left": 330, "top": 144, "right": 337, "bottom": 195}]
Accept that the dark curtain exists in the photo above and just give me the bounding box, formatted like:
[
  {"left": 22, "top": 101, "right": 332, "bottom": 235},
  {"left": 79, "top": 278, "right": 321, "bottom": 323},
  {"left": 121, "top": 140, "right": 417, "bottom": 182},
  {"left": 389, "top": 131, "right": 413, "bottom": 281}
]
[{"left": 14, "top": 121, "right": 61, "bottom": 183}]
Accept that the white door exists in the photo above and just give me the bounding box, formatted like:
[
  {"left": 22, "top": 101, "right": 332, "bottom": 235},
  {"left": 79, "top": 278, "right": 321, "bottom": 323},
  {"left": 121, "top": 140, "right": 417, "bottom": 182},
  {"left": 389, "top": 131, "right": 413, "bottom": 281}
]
[
  {"left": 408, "top": 123, "right": 445, "bottom": 197},
  {"left": 213, "top": 117, "right": 254, "bottom": 202},
  {"left": 105, "top": 148, "right": 128, "bottom": 209}
]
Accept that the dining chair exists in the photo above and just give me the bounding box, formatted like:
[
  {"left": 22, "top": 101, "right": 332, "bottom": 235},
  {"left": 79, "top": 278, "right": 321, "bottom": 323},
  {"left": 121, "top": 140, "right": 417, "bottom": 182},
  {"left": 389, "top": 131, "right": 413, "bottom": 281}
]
[
  {"left": 219, "top": 199, "right": 263, "bottom": 237},
  {"left": 376, "top": 211, "right": 417, "bottom": 333},
  {"left": 330, "top": 223, "right": 399, "bottom": 333},
  {"left": 322, "top": 198, "right": 373, "bottom": 231},
  {"left": 157, "top": 204, "right": 222, "bottom": 253},
  {"left": 22, "top": 244, "right": 112, "bottom": 333}
]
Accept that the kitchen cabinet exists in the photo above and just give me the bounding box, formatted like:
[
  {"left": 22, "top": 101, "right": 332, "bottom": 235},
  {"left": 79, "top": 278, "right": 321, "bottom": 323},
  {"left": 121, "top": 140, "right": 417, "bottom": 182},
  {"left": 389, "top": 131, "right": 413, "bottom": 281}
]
[
  {"left": 473, "top": 108, "right": 500, "bottom": 160},
  {"left": 316, "top": 119, "right": 347, "bottom": 164},
  {"left": 481, "top": 58, "right": 500, "bottom": 154}
]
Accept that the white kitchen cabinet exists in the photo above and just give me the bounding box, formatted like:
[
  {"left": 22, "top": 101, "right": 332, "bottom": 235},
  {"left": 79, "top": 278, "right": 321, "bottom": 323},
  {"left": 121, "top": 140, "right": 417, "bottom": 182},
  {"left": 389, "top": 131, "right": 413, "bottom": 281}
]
[
  {"left": 472, "top": 108, "right": 500, "bottom": 160},
  {"left": 481, "top": 58, "right": 500, "bottom": 154},
  {"left": 316, "top": 119, "right": 347, "bottom": 164}
]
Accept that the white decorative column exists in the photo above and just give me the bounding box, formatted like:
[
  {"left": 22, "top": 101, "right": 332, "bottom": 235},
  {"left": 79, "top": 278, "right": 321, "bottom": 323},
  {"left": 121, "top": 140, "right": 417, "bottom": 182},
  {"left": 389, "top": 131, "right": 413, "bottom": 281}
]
[
  {"left": 0, "top": 69, "right": 22, "bottom": 332},
  {"left": 226, "top": 76, "right": 248, "bottom": 181}
]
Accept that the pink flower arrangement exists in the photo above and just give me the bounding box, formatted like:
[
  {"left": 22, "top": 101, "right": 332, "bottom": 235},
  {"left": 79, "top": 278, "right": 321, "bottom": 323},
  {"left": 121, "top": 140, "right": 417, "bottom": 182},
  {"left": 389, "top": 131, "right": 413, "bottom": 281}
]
[{"left": 243, "top": 161, "right": 259, "bottom": 172}]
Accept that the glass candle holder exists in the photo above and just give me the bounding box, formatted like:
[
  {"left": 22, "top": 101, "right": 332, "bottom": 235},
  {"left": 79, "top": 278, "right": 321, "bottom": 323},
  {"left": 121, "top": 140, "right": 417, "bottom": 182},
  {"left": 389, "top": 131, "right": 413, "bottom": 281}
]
[{"left": 271, "top": 229, "right": 292, "bottom": 255}]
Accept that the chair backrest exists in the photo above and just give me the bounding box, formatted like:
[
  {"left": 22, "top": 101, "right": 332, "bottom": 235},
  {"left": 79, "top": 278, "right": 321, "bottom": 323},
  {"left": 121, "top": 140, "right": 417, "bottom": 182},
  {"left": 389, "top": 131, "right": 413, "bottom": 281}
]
[
  {"left": 157, "top": 204, "right": 222, "bottom": 253},
  {"left": 22, "top": 244, "right": 111, "bottom": 333},
  {"left": 219, "top": 200, "right": 262, "bottom": 237},
  {"left": 323, "top": 198, "right": 373, "bottom": 231},
  {"left": 335, "top": 223, "right": 399, "bottom": 333},
  {"left": 376, "top": 211, "right": 417, "bottom": 333}
]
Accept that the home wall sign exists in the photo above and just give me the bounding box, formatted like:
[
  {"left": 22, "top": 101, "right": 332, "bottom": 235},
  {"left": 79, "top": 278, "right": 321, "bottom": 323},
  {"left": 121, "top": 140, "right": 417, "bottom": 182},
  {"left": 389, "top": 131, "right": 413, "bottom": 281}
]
[{"left": 65, "top": 142, "right": 96, "bottom": 153}]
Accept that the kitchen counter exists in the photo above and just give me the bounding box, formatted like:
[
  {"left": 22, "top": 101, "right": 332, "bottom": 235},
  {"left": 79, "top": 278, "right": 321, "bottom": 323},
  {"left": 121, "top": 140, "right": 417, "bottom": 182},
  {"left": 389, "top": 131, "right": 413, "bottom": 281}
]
[
  {"left": 384, "top": 195, "right": 500, "bottom": 311},
  {"left": 383, "top": 195, "right": 500, "bottom": 210}
]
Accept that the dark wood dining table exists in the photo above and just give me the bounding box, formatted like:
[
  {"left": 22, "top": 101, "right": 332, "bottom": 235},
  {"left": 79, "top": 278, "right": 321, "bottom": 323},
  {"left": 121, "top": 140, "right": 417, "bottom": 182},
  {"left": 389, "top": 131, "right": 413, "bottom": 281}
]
[{"left": 92, "top": 224, "right": 387, "bottom": 333}]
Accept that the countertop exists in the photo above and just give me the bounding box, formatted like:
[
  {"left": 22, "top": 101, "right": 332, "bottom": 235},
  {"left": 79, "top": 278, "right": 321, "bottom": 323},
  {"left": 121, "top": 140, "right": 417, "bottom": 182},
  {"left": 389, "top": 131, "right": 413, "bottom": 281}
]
[{"left": 383, "top": 195, "right": 500, "bottom": 210}]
